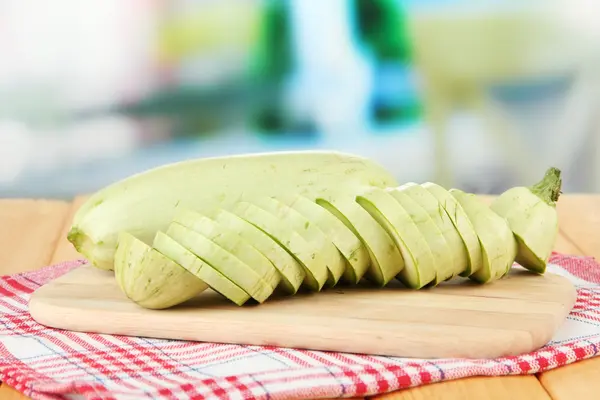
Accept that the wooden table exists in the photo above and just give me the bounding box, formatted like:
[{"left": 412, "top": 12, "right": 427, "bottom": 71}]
[{"left": 0, "top": 194, "right": 599, "bottom": 400}]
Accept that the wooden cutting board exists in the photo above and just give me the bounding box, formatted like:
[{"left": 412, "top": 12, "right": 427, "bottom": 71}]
[{"left": 28, "top": 263, "right": 577, "bottom": 359}]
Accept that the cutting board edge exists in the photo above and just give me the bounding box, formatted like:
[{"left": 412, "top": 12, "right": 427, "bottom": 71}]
[
  {"left": 26, "top": 265, "right": 579, "bottom": 360},
  {"left": 27, "top": 296, "right": 551, "bottom": 360}
]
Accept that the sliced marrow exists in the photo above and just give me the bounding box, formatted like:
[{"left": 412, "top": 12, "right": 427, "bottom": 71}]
[
  {"left": 422, "top": 182, "right": 483, "bottom": 277},
  {"left": 281, "top": 193, "right": 369, "bottom": 284},
  {"left": 114, "top": 231, "right": 208, "bottom": 309},
  {"left": 396, "top": 183, "right": 468, "bottom": 279},
  {"left": 316, "top": 195, "right": 404, "bottom": 286},
  {"left": 153, "top": 231, "right": 250, "bottom": 305},
  {"left": 172, "top": 209, "right": 281, "bottom": 291},
  {"left": 213, "top": 208, "right": 305, "bottom": 294},
  {"left": 250, "top": 196, "right": 345, "bottom": 287},
  {"left": 166, "top": 222, "right": 276, "bottom": 302},
  {"left": 355, "top": 187, "right": 435, "bottom": 289},
  {"left": 230, "top": 201, "right": 328, "bottom": 291},
  {"left": 450, "top": 189, "right": 517, "bottom": 283}
]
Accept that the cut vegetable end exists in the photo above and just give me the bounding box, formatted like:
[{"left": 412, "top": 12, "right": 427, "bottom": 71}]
[
  {"left": 341, "top": 260, "right": 359, "bottom": 284},
  {"left": 351, "top": 200, "right": 388, "bottom": 286},
  {"left": 530, "top": 167, "right": 562, "bottom": 206},
  {"left": 515, "top": 235, "right": 547, "bottom": 274},
  {"left": 230, "top": 202, "right": 325, "bottom": 291},
  {"left": 114, "top": 231, "right": 207, "bottom": 309},
  {"left": 152, "top": 231, "right": 251, "bottom": 306},
  {"left": 392, "top": 184, "right": 467, "bottom": 282},
  {"left": 166, "top": 222, "right": 274, "bottom": 303},
  {"left": 450, "top": 189, "right": 517, "bottom": 284},
  {"left": 315, "top": 198, "right": 371, "bottom": 282},
  {"left": 354, "top": 194, "right": 418, "bottom": 287},
  {"left": 283, "top": 194, "right": 369, "bottom": 286},
  {"left": 253, "top": 196, "right": 345, "bottom": 286},
  {"left": 325, "top": 272, "right": 338, "bottom": 287},
  {"left": 263, "top": 237, "right": 322, "bottom": 292},
  {"left": 340, "top": 246, "right": 366, "bottom": 285},
  {"left": 315, "top": 199, "right": 355, "bottom": 234},
  {"left": 469, "top": 245, "right": 492, "bottom": 284},
  {"left": 213, "top": 209, "right": 304, "bottom": 295},
  {"left": 174, "top": 208, "right": 282, "bottom": 292}
]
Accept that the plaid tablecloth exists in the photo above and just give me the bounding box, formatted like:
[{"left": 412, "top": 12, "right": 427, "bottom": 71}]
[{"left": 1, "top": 252, "right": 599, "bottom": 400}]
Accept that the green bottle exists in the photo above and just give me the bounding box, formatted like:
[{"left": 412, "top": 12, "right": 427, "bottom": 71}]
[
  {"left": 248, "top": 0, "right": 297, "bottom": 134},
  {"left": 353, "top": 0, "right": 421, "bottom": 127}
]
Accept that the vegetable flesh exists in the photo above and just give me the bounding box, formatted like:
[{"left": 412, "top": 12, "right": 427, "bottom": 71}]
[
  {"left": 395, "top": 183, "right": 468, "bottom": 280},
  {"left": 250, "top": 196, "right": 346, "bottom": 287},
  {"left": 361, "top": 187, "right": 439, "bottom": 287},
  {"left": 316, "top": 195, "right": 404, "bottom": 286},
  {"left": 114, "top": 232, "right": 208, "bottom": 309},
  {"left": 281, "top": 193, "right": 370, "bottom": 285},
  {"left": 166, "top": 222, "right": 276, "bottom": 303},
  {"left": 356, "top": 187, "right": 438, "bottom": 289},
  {"left": 172, "top": 209, "right": 281, "bottom": 291},
  {"left": 391, "top": 190, "right": 454, "bottom": 286},
  {"left": 213, "top": 209, "right": 305, "bottom": 294},
  {"left": 450, "top": 189, "right": 517, "bottom": 283},
  {"left": 230, "top": 201, "right": 328, "bottom": 291},
  {"left": 152, "top": 231, "right": 251, "bottom": 305},
  {"left": 421, "top": 182, "right": 483, "bottom": 277}
]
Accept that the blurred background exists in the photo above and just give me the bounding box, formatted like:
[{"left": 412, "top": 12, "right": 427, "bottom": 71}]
[{"left": 0, "top": 0, "right": 599, "bottom": 199}]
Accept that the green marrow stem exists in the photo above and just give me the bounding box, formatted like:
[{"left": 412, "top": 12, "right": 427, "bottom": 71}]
[{"left": 530, "top": 167, "right": 562, "bottom": 206}]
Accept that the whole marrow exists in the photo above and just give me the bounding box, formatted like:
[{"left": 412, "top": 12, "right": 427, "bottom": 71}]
[{"left": 69, "top": 151, "right": 562, "bottom": 309}]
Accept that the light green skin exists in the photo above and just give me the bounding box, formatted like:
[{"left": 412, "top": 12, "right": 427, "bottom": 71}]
[
  {"left": 357, "top": 187, "right": 436, "bottom": 289},
  {"left": 450, "top": 189, "right": 518, "bottom": 283},
  {"left": 250, "top": 196, "right": 346, "bottom": 287},
  {"left": 230, "top": 201, "right": 328, "bottom": 291},
  {"left": 171, "top": 209, "right": 281, "bottom": 292},
  {"left": 395, "top": 183, "right": 468, "bottom": 280},
  {"left": 213, "top": 209, "right": 305, "bottom": 294},
  {"left": 490, "top": 186, "right": 558, "bottom": 273},
  {"left": 421, "top": 182, "right": 483, "bottom": 277},
  {"left": 113, "top": 231, "right": 208, "bottom": 309},
  {"left": 68, "top": 151, "right": 398, "bottom": 271},
  {"left": 316, "top": 195, "right": 404, "bottom": 286},
  {"left": 279, "top": 193, "right": 370, "bottom": 285},
  {"left": 166, "top": 222, "right": 276, "bottom": 303},
  {"left": 152, "top": 231, "right": 250, "bottom": 305}
]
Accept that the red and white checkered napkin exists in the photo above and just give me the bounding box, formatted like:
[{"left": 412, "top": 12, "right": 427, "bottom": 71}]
[{"left": 1, "top": 253, "right": 600, "bottom": 400}]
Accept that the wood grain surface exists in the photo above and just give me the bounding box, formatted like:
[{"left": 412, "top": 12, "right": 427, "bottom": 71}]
[
  {"left": 376, "top": 376, "right": 552, "bottom": 400},
  {"left": 0, "top": 194, "right": 598, "bottom": 400},
  {"left": 0, "top": 199, "right": 70, "bottom": 274}
]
